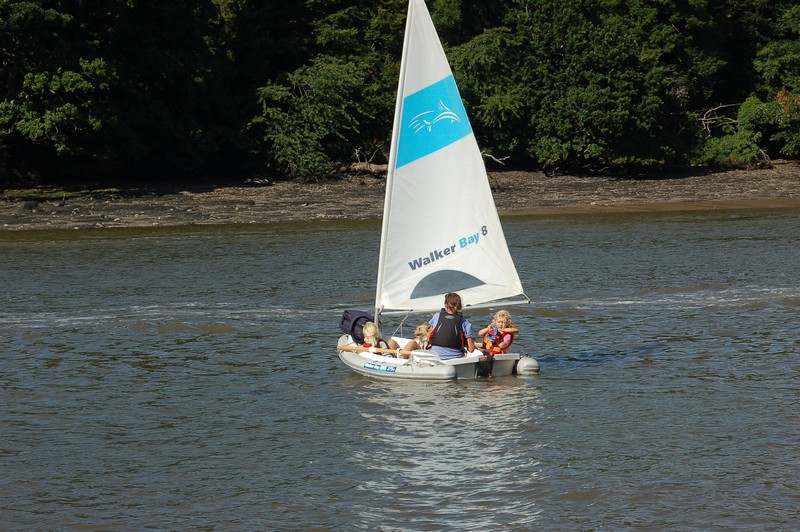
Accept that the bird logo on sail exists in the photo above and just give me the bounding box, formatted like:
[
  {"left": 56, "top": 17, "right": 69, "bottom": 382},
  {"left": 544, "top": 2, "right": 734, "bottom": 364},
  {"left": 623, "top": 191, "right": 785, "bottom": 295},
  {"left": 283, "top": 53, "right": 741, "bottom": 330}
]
[
  {"left": 395, "top": 75, "right": 473, "bottom": 168},
  {"left": 409, "top": 101, "right": 462, "bottom": 134}
]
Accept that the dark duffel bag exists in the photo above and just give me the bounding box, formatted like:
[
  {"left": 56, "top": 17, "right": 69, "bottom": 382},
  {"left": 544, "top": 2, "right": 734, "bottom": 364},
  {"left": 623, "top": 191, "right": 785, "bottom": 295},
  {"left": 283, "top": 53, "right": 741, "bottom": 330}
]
[{"left": 339, "top": 310, "right": 373, "bottom": 344}]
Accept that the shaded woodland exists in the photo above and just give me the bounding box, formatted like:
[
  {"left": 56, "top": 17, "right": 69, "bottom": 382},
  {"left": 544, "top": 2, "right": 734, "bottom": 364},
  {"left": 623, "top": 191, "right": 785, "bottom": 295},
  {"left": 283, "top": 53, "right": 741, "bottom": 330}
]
[{"left": 1, "top": 0, "right": 799, "bottom": 186}]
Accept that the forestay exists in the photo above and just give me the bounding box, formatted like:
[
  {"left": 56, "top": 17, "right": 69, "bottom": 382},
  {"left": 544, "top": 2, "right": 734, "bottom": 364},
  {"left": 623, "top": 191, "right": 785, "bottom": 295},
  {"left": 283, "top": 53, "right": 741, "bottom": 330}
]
[{"left": 375, "top": 0, "right": 527, "bottom": 317}]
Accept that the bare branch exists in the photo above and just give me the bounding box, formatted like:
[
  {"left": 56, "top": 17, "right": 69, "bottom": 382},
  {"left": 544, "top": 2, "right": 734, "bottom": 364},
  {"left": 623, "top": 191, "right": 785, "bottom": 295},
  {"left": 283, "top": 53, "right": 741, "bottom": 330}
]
[
  {"left": 483, "top": 152, "right": 510, "bottom": 165},
  {"left": 699, "top": 103, "right": 740, "bottom": 134}
]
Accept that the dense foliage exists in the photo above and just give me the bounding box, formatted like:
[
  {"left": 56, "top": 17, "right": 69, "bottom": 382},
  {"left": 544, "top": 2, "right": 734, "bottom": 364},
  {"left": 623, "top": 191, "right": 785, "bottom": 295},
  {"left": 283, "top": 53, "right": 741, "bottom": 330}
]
[{"left": 1, "top": 0, "right": 798, "bottom": 185}]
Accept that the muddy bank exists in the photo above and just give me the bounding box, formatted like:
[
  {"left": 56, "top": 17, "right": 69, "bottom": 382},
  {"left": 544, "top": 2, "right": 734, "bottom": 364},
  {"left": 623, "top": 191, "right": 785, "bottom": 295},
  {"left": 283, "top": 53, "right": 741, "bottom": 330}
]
[{"left": 1, "top": 161, "right": 799, "bottom": 231}]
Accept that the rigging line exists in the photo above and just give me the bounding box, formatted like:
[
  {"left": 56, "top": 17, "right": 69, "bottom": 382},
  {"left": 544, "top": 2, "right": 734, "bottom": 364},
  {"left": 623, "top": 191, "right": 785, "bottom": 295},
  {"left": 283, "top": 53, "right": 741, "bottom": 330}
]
[{"left": 389, "top": 311, "right": 413, "bottom": 338}]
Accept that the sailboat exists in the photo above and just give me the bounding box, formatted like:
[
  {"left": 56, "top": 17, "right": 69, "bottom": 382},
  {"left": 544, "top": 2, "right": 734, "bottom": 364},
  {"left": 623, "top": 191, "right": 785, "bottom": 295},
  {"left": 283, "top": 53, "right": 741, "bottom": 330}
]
[{"left": 336, "top": 0, "right": 538, "bottom": 380}]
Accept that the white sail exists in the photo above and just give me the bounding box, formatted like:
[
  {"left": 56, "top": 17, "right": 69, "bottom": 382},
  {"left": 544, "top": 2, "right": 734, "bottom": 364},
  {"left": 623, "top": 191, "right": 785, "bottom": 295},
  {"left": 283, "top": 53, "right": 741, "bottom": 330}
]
[{"left": 375, "top": 0, "right": 526, "bottom": 316}]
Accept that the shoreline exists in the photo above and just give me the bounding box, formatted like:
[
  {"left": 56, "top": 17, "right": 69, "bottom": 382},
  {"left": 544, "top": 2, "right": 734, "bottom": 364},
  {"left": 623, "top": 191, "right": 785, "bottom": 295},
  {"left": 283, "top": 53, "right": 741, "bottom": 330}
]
[
  {"left": 2, "top": 161, "right": 799, "bottom": 231},
  {"left": 499, "top": 198, "right": 800, "bottom": 216}
]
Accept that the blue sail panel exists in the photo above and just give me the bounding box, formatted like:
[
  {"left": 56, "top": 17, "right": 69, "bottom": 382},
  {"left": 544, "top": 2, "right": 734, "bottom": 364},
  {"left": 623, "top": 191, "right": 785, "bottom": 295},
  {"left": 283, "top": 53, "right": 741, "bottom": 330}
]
[{"left": 396, "top": 76, "right": 473, "bottom": 168}]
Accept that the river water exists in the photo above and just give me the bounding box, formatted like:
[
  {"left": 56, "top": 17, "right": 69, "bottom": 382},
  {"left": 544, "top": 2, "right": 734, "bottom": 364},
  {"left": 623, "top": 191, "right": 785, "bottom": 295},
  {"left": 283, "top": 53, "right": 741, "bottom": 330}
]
[{"left": 1, "top": 209, "right": 798, "bottom": 530}]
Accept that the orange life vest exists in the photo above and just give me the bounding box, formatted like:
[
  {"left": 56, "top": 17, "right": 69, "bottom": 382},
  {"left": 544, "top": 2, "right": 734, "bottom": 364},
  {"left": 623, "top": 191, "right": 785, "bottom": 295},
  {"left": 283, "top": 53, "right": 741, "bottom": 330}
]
[
  {"left": 363, "top": 338, "right": 389, "bottom": 349},
  {"left": 483, "top": 326, "right": 518, "bottom": 354}
]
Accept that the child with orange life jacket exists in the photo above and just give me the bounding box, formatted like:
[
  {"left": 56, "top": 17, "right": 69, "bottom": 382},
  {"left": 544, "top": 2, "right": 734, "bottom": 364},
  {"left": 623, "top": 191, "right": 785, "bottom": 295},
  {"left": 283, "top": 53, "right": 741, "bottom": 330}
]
[
  {"left": 478, "top": 310, "right": 517, "bottom": 355},
  {"left": 361, "top": 322, "right": 400, "bottom": 353}
]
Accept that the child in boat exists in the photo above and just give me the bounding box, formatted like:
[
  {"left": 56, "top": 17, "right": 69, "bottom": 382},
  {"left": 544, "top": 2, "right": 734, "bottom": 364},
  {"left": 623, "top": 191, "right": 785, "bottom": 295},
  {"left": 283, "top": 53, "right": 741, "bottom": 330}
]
[
  {"left": 478, "top": 310, "right": 516, "bottom": 354},
  {"left": 362, "top": 322, "right": 400, "bottom": 353},
  {"left": 398, "top": 322, "right": 432, "bottom": 359}
]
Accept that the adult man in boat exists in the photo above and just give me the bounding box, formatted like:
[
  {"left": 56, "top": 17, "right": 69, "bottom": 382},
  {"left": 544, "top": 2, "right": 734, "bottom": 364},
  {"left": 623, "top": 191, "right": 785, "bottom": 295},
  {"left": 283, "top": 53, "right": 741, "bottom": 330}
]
[{"left": 428, "top": 292, "right": 476, "bottom": 360}]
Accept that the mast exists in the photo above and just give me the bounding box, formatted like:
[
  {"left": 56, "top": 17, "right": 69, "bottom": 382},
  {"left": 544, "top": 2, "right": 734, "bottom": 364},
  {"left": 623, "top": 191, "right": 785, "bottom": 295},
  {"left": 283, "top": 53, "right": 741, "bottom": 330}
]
[{"left": 374, "top": 0, "right": 415, "bottom": 325}]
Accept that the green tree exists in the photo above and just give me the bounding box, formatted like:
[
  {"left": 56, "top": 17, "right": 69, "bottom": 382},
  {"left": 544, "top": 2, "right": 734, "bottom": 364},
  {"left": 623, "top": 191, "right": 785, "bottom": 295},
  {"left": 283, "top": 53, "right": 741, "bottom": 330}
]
[
  {"left": 450, "top": 0, "right": 685, "bottom": 169},
  {"left": 0, "top": 0, "right": 314, "bottom": 183},
  {"left": 698, "top": 2, "right": 800, "bottom": 164},
  {"left": 95, "top": 0, "right": 235, "bottom": 178},
  {"left": 249, "top": 56, "right": 368, "bottom": 177},
  {"left": 0, "top": 2, "right": 115, "bottom": 179},
  {"left": 2, "top": 0, "right": 797, "bottom": 185},
  {"left": 247, "top": 0, "right": 406, "bottom": 179},
  {"left": 751, "top": 4, "right": 800, "bottom": 158},
  {"left": 450, "top": 0, "right": 795, "bottom": 169},
  {"left": 1, "top": 1, "right": 230, "bottom": 181},
  {"left": 211, "top": 0, "right": 315, "bottom": 174}
]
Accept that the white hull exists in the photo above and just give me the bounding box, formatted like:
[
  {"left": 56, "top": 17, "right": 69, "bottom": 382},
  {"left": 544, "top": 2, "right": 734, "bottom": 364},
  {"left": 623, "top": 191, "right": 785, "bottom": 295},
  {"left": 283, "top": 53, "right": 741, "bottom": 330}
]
[
  {"left": 337, "top": 335, "right": 457, "bottom": 381},
  {"left": 337, "top": 335, "right": 538, "bottom": 381},
  {"left": 447, "top": 352, "right": 521, "bottom": 378}
]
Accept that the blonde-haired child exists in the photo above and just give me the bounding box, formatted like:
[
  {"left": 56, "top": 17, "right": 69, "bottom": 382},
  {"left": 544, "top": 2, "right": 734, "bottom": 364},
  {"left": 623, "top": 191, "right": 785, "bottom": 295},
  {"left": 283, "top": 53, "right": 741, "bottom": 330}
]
[
  {"left": 361, "top": 322, "right": 400, "bottom": 353},
  {"left": 478, "top": 310, "right": 517, "bottom": 354}
]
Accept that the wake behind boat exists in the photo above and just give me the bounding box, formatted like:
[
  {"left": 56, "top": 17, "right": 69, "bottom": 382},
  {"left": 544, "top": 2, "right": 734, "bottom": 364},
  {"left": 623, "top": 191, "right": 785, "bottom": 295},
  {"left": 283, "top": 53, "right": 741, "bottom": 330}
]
[{"left": 336, "top": 0, "right": 538, "bottom": 380}]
